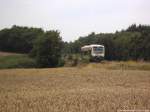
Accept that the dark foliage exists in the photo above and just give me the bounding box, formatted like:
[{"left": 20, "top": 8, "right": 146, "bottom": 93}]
[
  {"left": 62, "top": 24, "right": 150, "bottom": 61},
  {"left": 0, "top": 25, "right": 44, "bottom": 53},
  {"left": 0, "top": 24, "right": 149, "bottom": 69},
  {"left": 31, "top": 31, "right": 63, "bottom": 67}
]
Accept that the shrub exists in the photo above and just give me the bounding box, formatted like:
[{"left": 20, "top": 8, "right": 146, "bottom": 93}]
[{"left": 31, "top": 31, "right": 63, "bottom": 68}]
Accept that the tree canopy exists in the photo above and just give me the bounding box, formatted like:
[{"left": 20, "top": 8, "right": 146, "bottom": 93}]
[
  {"left": 0, "top": 24, "right": 150, "bottom": 64},
  {"left": 0, "top": 25, "right": 44, "bottom": 53},
  {"left": 31, "top": 31, "right": 62, "bottom": 67},
  {"left": 63, "top": 24, "right": 150, "bottom": 61}
]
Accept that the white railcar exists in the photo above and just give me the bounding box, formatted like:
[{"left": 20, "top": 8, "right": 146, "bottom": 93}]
[{"left": 81, "top": 44, "right": 105, "bottom": 61}]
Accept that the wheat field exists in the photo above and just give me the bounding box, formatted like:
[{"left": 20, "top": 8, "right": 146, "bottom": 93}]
[{"left": 0, "top": 62, "right": 150, "bottom": 112}]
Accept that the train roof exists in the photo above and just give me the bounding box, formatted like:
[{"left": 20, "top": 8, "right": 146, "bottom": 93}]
[
  {"left": 81, "top": 44, "right": 104, "bottom": 51},
  {"left": 89, "top": 44, "right": 104, "bottom": 47},
  {"left": 82, "top": 44, "right": 104, "bottom": 48}
]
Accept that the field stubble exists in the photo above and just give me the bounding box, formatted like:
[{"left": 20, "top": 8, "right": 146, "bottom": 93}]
[{"left": 0, "top": 62, "right": 150, "bottom": 112}]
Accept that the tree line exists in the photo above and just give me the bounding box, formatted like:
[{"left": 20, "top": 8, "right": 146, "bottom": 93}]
[
  {"left": 63, "top": 24, "right": 150, "bottom": 61},
  {"left": 0, "top": 25, "right": 62, "bottom": 67},
  {"left": 0, "top": 24, "right": 149, "bottom": 67}
]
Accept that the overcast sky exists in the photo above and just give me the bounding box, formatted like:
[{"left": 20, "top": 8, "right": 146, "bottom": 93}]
[{"left": 0, "top": 0, "right": 150, "bottom": 41}]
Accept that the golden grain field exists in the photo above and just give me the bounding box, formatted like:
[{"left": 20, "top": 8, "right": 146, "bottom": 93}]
[{"left": 0, "top": 62, "right": 150, "bottom": 112}]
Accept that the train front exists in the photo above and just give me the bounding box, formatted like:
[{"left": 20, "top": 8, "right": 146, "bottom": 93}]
[{"left": 91, "top": 45, "right": 105, "bottom": 61}]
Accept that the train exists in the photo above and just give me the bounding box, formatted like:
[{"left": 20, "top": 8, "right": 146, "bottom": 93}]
[{"left": 81, "top": 44, "right": 105, "bottom": 61}]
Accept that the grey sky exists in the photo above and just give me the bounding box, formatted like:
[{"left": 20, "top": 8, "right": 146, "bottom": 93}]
[{"left": 0, "top": 0, "right": 150, "bottom": 41}]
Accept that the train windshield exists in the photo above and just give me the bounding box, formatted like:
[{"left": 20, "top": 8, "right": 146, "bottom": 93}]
[{"left": 93, "top": 47, "right": 104, "bottom": 53}]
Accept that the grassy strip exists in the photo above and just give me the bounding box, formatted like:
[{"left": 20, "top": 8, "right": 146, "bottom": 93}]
[{"left": 0, "top": 55, "right": 36, "bottom": 69}]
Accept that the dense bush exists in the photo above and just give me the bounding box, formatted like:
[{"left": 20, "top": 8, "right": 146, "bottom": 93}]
[{"left": 31, "top": 31, "right": 63, "bottom": 67}]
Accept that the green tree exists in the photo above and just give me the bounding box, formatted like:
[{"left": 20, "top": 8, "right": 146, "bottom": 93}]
[
  {"left": 31, "top": 31, "right": 62, "bottom": 67},
  {"left": 0, "top": 25, "right": 44, "bottom": 53}
]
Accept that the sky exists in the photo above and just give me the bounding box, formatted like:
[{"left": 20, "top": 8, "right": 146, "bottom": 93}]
[{"left": 0, "top": 0, "right": 150, "bottom": 41}]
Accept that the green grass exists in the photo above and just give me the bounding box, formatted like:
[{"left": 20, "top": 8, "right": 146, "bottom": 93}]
[{"left": 0, "top": 55, "right": 37, "bottom": 69}]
